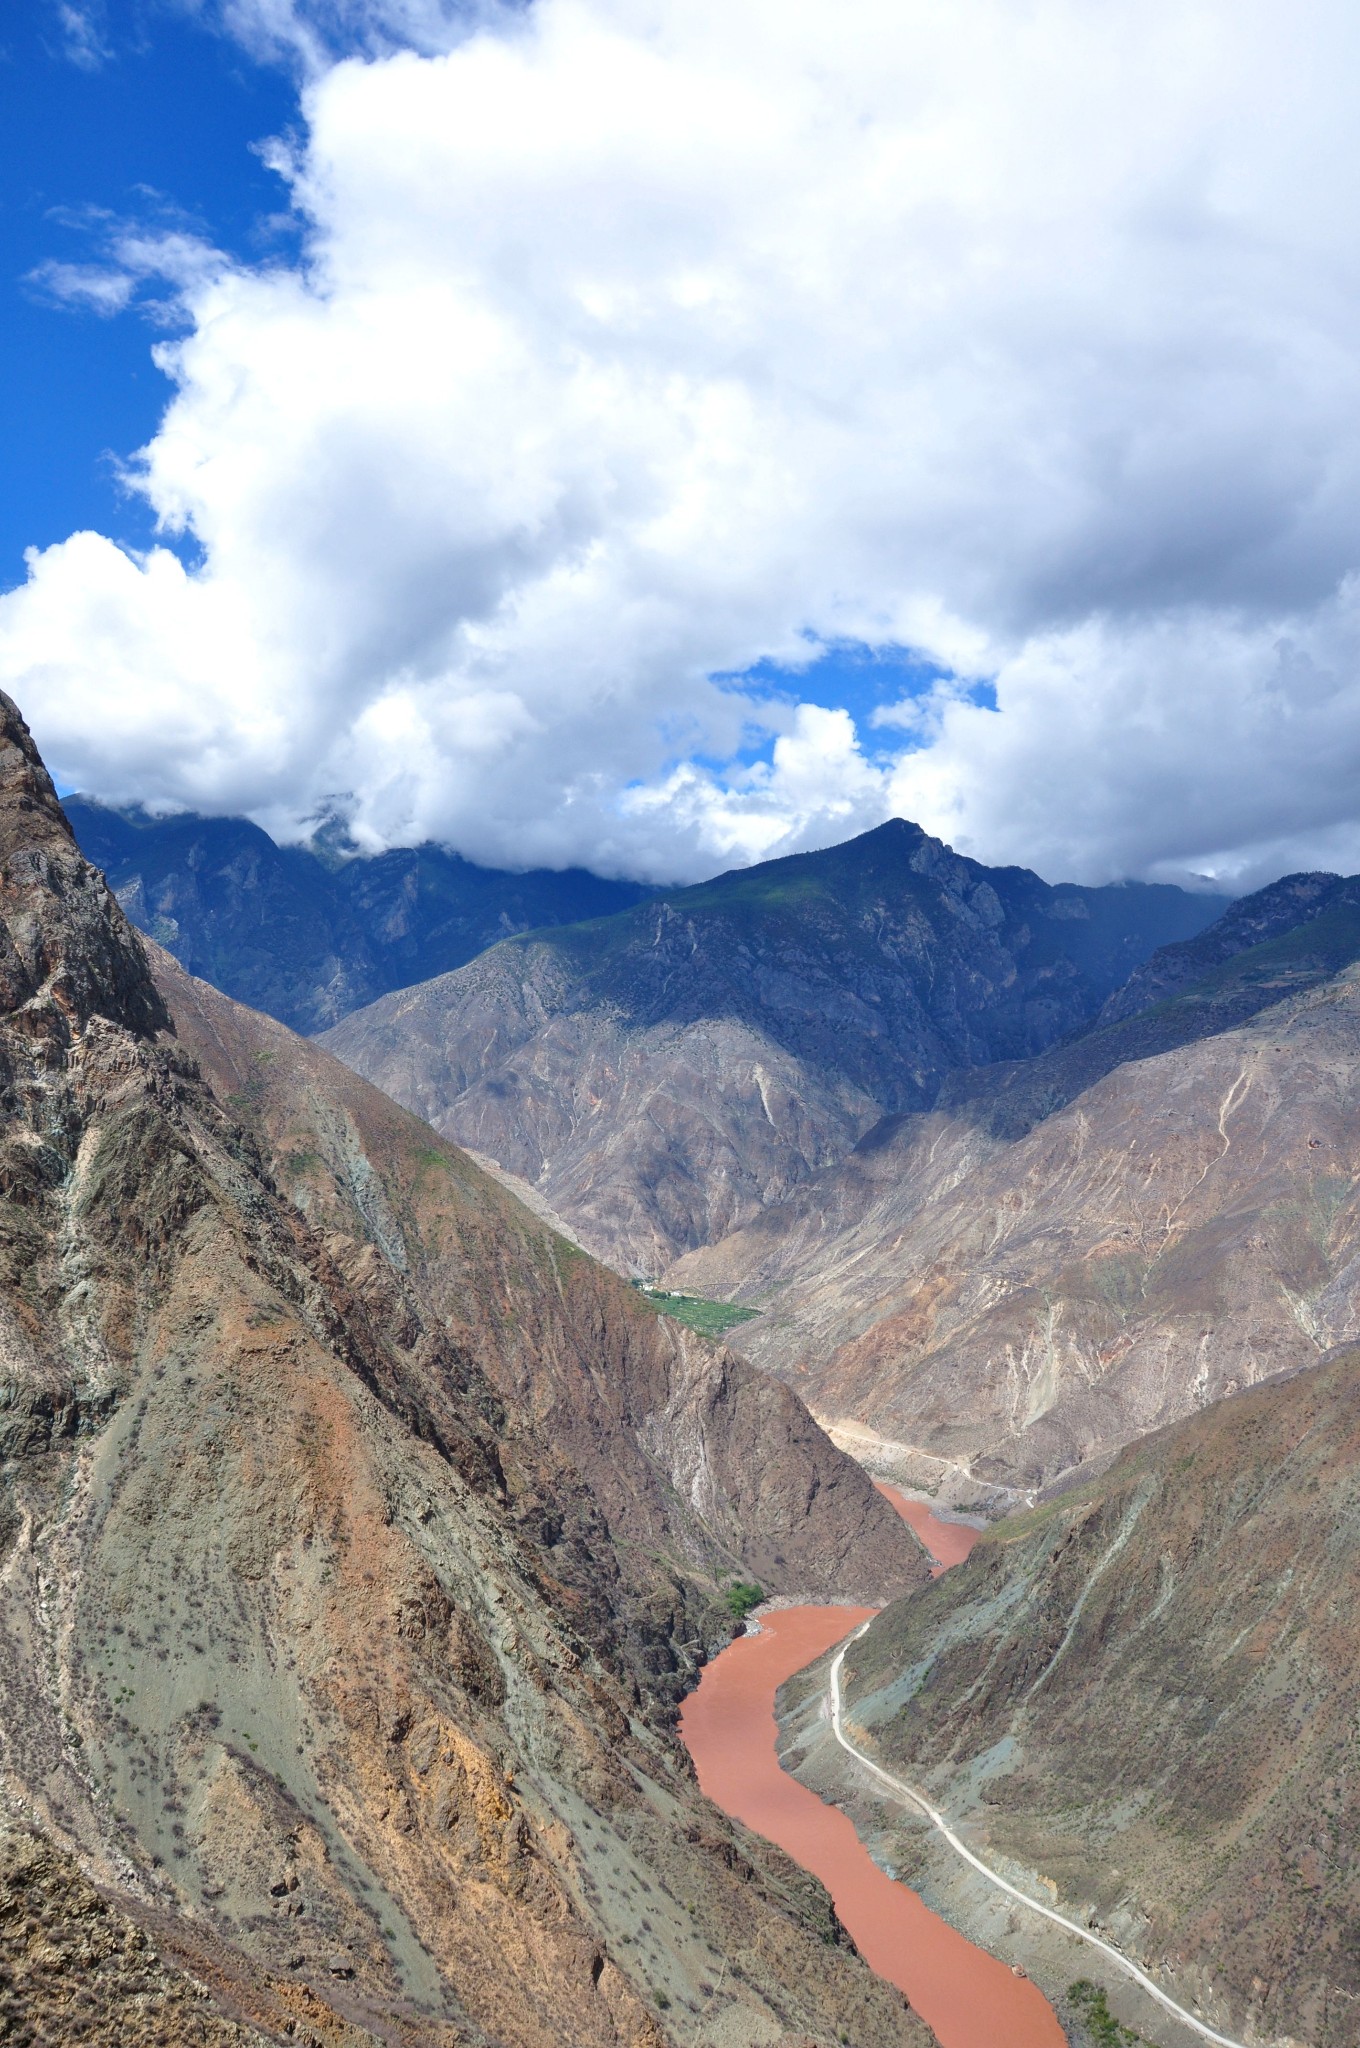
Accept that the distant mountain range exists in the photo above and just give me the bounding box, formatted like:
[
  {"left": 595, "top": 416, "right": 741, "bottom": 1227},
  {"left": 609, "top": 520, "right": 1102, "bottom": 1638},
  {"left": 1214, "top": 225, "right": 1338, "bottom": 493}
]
[
  {"left": 63, "top": 799, "right": 1223, "bottom": 1271},
  {"left": 64, "top": 797, "right": 654, "bottom": 1034},
  {"left": 76, "top": 793, "right": 1360, "bottom": 1512},
  {"left": 320, "top": 818, "right": 1224, "bottom": 1268}
]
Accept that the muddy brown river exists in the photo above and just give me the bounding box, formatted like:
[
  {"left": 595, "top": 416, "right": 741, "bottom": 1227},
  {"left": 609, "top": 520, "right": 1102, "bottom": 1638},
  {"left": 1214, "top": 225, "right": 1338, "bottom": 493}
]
[{"left": 679, "top": 1493, "right": 1065, "bottom": 2048}]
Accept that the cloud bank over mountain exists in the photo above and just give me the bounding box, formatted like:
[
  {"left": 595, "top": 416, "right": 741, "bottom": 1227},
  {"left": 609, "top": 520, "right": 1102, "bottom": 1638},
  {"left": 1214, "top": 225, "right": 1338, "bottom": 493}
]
[{"left": 8, "top": 0, "right": 1360, "bottom": 884}]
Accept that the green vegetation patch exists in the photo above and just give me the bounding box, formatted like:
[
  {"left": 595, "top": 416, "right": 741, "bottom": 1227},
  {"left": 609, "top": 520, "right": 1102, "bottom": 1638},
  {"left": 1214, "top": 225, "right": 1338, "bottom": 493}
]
[
  {"left": 1066, "top": 1980, "right": 1146, "bottom": 2046},
  {"left": 281, "top": 1147, "right": 323, "bottom": 1178},
  {"left": 632, "top": 1283, "right": 759, "bottom": 1338},
  {"left": 723, "top": 1581, "right": 765, "bottom": 1622}
]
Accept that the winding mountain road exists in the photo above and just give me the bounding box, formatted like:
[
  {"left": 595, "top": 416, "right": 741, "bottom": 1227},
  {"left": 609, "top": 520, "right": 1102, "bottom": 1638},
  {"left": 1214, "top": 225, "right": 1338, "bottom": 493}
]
[{"left": 827, "top": 1624, "right": 1251, "bottom": 2048}]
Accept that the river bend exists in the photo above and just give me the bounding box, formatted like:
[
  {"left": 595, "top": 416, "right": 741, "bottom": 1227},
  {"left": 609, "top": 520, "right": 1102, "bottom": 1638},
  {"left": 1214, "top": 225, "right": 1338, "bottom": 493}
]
[{"left": 679, "top": 1492, "right": 1065, "bottom": 2048}]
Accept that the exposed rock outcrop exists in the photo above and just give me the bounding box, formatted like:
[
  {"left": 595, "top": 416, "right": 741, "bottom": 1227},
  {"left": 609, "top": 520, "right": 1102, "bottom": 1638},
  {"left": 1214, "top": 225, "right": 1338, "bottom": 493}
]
[
  {"left": 151, "top": 939, "right": 922, "bottom": 1621},
  {"left": 0, "top": 1815, "right": 274, "bottom": 2047}
]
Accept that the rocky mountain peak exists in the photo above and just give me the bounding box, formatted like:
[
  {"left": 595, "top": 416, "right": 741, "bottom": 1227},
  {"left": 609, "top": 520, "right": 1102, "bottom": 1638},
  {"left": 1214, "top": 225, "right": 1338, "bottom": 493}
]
[
  {"left": 0, "top": 692, "right": 78, "bottom": 859},
  {"left": 0, "top": 694, "right": 169, "bottom": 1042},
  {"left": 850, "top": 815, "right": 931, "bottom": 854}
]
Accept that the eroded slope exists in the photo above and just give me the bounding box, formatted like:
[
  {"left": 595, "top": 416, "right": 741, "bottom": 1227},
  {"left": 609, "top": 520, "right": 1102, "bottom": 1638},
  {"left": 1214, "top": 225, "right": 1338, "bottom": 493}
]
[
  {"left": 0, "top": 692, "right": 930, "bottom": 2048},
  {"left": 832, "top": 1348, "right": 1360, "bottom": 2047},
  {"left": 151, "top": 939, "right": 921, "bottom": 1627},
  {"left": 674, "top": 955, "right": 1360, "bottom": 1503}
]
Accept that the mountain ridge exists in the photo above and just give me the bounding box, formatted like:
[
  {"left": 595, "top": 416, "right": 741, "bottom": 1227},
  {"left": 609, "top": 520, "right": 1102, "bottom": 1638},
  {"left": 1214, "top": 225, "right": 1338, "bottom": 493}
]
[
  {"left": 64, "top": 796, "right": 655, "bottom": 1035},
  {"left": 148, "top": 935, "right": 921, "bottom": 1633},
  {"left": 320, "top": 819, "right": 1223, "bottom": 1269}
]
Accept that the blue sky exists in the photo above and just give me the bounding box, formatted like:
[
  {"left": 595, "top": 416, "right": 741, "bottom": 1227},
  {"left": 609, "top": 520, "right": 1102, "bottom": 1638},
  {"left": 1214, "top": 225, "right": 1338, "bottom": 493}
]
[
  {"left": 0, "top": 4, "right": 297, "bottom": 584},
  {"left": 5, "top": 1, "right": 1360, "bottom": 890},
  {"left": 0, "top": 0, "right": 957, "bottom": 770},
  {"left": 0, "top": 0, "right": 953, "bottom": 845}
]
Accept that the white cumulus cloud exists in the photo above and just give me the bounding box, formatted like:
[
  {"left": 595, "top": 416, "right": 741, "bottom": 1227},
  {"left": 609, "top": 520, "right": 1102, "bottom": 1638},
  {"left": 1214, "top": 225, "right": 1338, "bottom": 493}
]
[{"left": 9, "top": 0, "right": 1360, "bottom": 883}]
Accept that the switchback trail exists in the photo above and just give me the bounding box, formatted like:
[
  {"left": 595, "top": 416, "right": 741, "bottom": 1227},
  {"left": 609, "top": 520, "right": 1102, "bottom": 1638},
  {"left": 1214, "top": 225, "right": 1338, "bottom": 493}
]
[{"left": 828, "top": 1623, "right": 1251, "bottom": 2048}]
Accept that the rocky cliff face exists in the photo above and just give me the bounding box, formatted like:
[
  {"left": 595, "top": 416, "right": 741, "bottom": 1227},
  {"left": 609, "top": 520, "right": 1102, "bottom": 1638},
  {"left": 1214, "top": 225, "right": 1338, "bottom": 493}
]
[
  {"left": 1, "top": 696, "right": 931, "bottom": 2048},
  {"left": 833, "top": 1347, "right": 1360, "bottom": 2047},
  {"left": 151, "top": 941, "right": 921, "bottom": 1624},
  {"left": 320, "top": 821, "right": 1218, "bottom": 1270},
  {"left": 673, "top": 951, "right": 1360, "bottom": 1505},
  {"left": 66, "top": 798, "right": 652, "bottom": 1035}
]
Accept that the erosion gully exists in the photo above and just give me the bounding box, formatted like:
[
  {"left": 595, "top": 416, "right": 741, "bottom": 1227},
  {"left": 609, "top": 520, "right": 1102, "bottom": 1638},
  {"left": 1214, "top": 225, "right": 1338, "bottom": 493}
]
[{"left": 679, "top": 1483, "right": 1065, "bottom": 2048}]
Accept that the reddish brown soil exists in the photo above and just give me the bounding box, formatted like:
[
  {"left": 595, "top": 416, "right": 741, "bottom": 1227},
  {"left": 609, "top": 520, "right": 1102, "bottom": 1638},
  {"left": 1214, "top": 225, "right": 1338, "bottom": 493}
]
[{"left": 680, "top": 1499, "right": 1064, "bottom": 2048}]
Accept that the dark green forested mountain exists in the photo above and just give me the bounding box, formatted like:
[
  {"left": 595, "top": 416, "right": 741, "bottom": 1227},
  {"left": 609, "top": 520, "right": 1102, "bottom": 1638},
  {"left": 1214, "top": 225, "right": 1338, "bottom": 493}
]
[{"left": 64, "top": 797, "right": 654, "bottom": 1033}]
